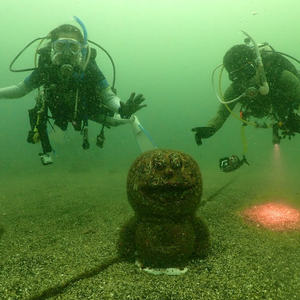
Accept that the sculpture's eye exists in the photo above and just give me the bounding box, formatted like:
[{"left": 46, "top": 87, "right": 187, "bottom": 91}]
[
  {"left": 152, "top": 153, "right": 166, "bottom": 170},
  {"left": 169, "top": 153, "right": 182, "bottom": 169}
]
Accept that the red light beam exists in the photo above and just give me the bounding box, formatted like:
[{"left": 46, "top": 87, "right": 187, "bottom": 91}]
[{"left": 243, "top": 202, "right": 300, "bottom": 231}]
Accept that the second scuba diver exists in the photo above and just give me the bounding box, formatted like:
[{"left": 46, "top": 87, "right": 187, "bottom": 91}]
[
  {"left": 192, "top": 33, "right": 300, "bottom": 153},
  {"left": 0, "top": 18, "right": 146, "bottom": 165}
]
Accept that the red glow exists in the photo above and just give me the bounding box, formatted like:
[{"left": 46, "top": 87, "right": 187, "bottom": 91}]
[{"left": 243, "top": 203, "right": 300, "bottom": 231}]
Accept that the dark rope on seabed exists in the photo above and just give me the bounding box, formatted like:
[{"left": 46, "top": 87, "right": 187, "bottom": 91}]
[
  {"left": 200, "top": 177, "right": 237, "bottom": 207},
  {"left": 28, "top": 256, "right": 125, "bottom": 300},
  {"left": 0, "top": 225, "right": 4, "bottom": 239}
]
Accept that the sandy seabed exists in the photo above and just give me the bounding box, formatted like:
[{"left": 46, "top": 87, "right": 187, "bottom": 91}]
[{"left": 0, "top": 162, "right": 300, "bottom": 300}]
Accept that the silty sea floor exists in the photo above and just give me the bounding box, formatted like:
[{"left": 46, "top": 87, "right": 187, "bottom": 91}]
[{"left": 0, "top": 157, "right": 299, "bottom": 300}]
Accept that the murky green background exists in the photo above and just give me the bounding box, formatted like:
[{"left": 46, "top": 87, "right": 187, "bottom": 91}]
[{"left": 0, "top": 0, "right": 299, "bottom": 174}]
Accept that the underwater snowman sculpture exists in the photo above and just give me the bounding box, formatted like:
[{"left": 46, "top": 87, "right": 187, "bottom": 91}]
[{"left": 118, "top": 149, "right": 210, "bottom": 275}]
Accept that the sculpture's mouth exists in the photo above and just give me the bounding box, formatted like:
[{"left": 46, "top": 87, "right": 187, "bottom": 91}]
[
  {"left": 140, "top": 184, "right": 195, "bottom": 202},
  {"left": 141, "top": 184, "right": 192, "bottom": 193}
]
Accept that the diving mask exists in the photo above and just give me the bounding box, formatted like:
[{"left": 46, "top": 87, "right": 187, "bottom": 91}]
[
  {"left": 229, "top": 61, "right": 256, "bottom": 82},
  {"left": 53, "top": 38, "right": 82, "bottom": 56}
]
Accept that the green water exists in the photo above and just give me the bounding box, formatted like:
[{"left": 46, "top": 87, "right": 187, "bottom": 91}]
[{"left": 0, "top": 0, "right": 299, "bottom": 299}]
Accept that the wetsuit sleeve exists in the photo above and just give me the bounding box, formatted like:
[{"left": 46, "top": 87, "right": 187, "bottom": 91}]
[
  {"left": 207, "top": 85, "right": 238, "bottom": 131},
  {"left": 278, "top": 70, "right": 300, "bottom": 106},
  {"left": 100, "top": 87, "right": 121, "bottom": 113},
  {"left": 89, "top": 60, "right": 110, "bottom": 91},
  {"left": 0, "top": 81, "right": 32, "bottom": 99},
  {"left": 90, "top": 60, "right": 121, "bottom": 113},
  {"left": 0, "top": 68, "right": 46, "bottom": 99},
  {"left": 23, "top": 69, "right": 45, "bottom": 90}
]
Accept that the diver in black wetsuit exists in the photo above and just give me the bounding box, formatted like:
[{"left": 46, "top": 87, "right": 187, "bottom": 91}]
[{"left": 0, "top": 17, "right": 146, "bottom": 165}]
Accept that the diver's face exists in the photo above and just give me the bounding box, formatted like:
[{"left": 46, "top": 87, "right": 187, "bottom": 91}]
[
  {"left": 51, "top": 33, "right": 82, "bottom": 67},
  {"left": 228, "top": 61, "right": 257, "bottom": 83}
]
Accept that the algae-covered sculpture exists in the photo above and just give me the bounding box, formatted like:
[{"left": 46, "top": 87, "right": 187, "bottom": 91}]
[{"left": 118, "top": 149, "right": 210, "bottom": 275}]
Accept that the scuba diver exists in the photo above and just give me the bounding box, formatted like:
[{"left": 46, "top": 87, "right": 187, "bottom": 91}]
[
  {"left": 192, "top": 32, "right": 300, "bottom": 153},
  {"left": 0, "top": 17, "right": 148, "bottom": 165}
]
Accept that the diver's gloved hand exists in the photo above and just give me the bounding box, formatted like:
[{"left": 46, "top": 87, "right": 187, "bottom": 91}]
[
  {"left": 119, "top": 93, "right": 146, "bottom": 119},
  {"left": 191, "top": 126, "right": 216, "bottom": 145}
]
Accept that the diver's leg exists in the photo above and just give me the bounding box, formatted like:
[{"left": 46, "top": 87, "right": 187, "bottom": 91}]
[
  {"left": 37, "top": 122, "right": 52, "bottom": 153},
  {"left": 27, "top": 93, "right": 53, "bottom": 165},
  {"left": 37, "top": 111, "right": 53, "bottom": 165}
]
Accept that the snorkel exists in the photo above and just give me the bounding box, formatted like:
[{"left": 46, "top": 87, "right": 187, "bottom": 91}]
[
  {"left": 73, "top": 16, "right": 88, "bottom": 46},
  {"left": 73, "top": 16, "right": 90, "bottom": 71},
  {"left": 241, "top": 31, "right": 269, "bottom": 95}
]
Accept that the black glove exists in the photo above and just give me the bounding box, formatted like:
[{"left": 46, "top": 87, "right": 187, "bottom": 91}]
[
  {"left": 191, "top": 127, "right": 216, "bottom": 145},
  {"left": 119, "top": 92, "right": 146, "bottom": 119}
]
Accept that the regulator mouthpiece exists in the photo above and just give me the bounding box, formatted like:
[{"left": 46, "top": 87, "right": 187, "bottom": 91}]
[{"left": 60, "top": 64, "right": 73, "bottom": 78}]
